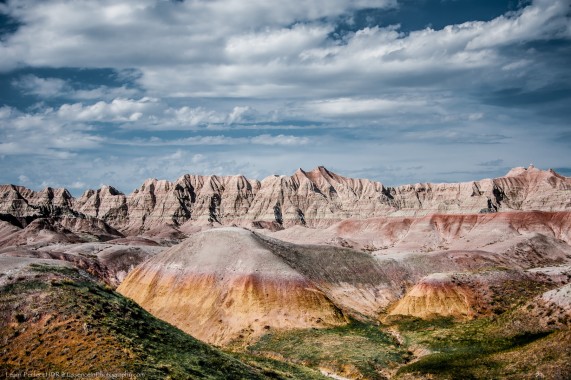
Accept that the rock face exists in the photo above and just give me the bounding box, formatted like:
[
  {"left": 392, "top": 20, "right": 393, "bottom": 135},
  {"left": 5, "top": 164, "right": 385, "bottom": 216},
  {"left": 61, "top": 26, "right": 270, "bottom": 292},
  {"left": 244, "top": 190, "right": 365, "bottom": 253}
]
[
  {"left": 0, "top": 185, "right": 75, "bottom": 227},
  {"left": 2, "top": 165, "right": 569, "bottom": 236},
  {"left": 388, "top": 166, "right": 571, "bottom": 216},
  {"left": 0, "top": 184, "right": 123, "bottom": 245},
  {"left": 117, "top": 228, "right": 346, "bottom": 346},
  {"left": 75, "top": 186, "right": 128, "bottom": 229},
  {"left": 389, "top": 273, "right": 476, "bottom": 319}
]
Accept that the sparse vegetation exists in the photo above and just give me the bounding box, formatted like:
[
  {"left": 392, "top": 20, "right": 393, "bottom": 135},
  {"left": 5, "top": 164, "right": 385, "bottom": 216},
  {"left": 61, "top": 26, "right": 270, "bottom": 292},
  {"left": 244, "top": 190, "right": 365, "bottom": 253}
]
[
  {"left": 0, "top": 264, "right": 327, "bottom": 379},
  {"left": 393, "top": 309, "right": 571, "bottom": 379},
  {"left": 246, "top": 320, "right": 410, "bottom": 379}
]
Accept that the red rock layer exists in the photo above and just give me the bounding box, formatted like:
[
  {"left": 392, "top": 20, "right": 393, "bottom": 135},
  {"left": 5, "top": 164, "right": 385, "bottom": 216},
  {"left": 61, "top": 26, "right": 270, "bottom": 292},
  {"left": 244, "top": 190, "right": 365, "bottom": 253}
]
[{"left": 270, "top": 211, "right": 571, "bottom": 253}]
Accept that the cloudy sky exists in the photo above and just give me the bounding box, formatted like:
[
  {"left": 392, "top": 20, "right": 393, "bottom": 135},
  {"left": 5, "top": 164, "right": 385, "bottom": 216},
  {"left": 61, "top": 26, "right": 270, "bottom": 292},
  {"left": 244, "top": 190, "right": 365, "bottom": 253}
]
[{"left": 1, "top": 0, "right": 570, "bottom": 195}]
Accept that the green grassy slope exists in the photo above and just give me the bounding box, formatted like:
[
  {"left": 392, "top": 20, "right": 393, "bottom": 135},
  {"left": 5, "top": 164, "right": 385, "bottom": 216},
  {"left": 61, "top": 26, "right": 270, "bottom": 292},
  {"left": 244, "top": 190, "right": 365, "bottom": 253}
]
[
  {"left": 393, "top": 313, "right": 571, "bottom": 380},
  {"left": 246, "top": 320, "right": 410, "bottom": 380},
  {"left": 0, "top": 264, "right": 327, "bottom": 380}
]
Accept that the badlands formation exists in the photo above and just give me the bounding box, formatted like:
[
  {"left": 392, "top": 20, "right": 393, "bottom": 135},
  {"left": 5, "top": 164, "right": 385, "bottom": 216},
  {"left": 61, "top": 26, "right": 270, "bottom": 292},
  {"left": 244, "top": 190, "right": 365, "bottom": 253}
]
[
  {"left": 1, "top": 165, "right": 571, "bottom": 379},
  {"left": 2, "top": 164, "right": 569, "bottom": 237}
]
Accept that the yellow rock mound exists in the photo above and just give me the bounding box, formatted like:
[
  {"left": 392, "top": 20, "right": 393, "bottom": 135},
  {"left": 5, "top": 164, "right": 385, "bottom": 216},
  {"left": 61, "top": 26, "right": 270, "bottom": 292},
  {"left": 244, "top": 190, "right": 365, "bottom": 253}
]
[
  {"left": 389, "top": 273, "right": 475, "bottom": 319},
  {"left": 117, "top": 227, "right": 346, "bottom": 346}
]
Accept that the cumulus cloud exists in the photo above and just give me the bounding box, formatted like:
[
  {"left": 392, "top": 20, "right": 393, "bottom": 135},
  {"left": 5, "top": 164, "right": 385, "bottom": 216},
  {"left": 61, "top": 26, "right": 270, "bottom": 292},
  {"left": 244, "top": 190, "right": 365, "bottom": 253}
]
[
  {"left": 0, "top": 0, "right": 395, "bottom": 71},
  {"left": 0, "top": 98, "right": 310, "bottom": 164},
  {"left": 164, "top": 106, "right": 225, "bottom": 128},
  {"left": 226, "top": 23, "right": 333, "bottom": 62},
  {"left": 57, "top": 97, "right": 159, "bottom": 122},
  {"left": 226, "top": 106, "right": 257, "bottom": 125},
  {"left": 0, "top": 0, "right": 562, "bottom": 99},
  {"left": 0, "top": 106, "right": 104, "bottom": 158}
]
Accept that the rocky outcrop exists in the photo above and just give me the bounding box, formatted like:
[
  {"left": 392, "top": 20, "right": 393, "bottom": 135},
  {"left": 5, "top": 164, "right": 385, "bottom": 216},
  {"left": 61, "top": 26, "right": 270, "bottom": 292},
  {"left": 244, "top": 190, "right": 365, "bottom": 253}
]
[
  {"left": 243, "top": 167, "right": 395, "bottom": 229},
  {"left": 1, "top": 165, "right": 570, "bottom": 235},
  {"left": 75, "top": 186, "right": 128, "bottom": 229},
  {"left": 388, "top": 273, "right": 477, "bottom": 319},
  {"left": 0, "top": 185, "right": 76, "bottom": 227},
  {"left": 0, "top": 184, "right": 122, "bottom": 244},
  {"left": 0, "top": 216, "right": 123, "bottom": 247},
  {"left": 389, "top": 165, "right": 571, "bottom": 216},
  {"left": 117, "top": 228, "right": 346, "bottom": 346}
]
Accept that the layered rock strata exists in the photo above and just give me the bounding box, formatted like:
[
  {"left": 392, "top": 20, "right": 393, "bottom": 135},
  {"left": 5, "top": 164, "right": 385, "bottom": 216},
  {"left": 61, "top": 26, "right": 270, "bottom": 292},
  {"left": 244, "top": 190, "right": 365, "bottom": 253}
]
[
  {"left": 2, "top": 165, "right": 569, "bottom": 236},
  {"left": 268, "top": 211, "right": 571, "bottom": 254},
  {"left": 388, "top": 273, "right": 477, "bottom": 319},
  {"left": 117, "top": 228, "right": 346, "bottom": 345}
]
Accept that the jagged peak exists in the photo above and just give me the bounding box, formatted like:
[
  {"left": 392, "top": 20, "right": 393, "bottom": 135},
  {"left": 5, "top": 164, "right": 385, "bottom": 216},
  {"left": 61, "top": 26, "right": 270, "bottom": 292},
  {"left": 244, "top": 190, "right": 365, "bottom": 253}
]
[
  {"left": 307, "top": 165, "right": 330, "bottom": 174},
  {"left": 101, "top": 185, "right": 124, "bottom": 196},
  {"left": 504, "top": 165, "right": 561, "bottom": 178},
  {"left": 138, "top": 177, "right": 175, "bottom": 192},
  {"left": 293, "top": 168, "right": 306, "bottom": 175},
  {"left": 39, "top": 186, "right": 73, "bottom": 199},
  {"left": 304, "top": 166, "right": 335, "bottom": 181},
  {"left": 143, "top": 177, "right": 160, "bottom": 183},
  {"left": 547, "top": 168, "right": 567, "bottom": 179},
  {"left": 80, "top": 189, "right": 96, "bottom": 198}
]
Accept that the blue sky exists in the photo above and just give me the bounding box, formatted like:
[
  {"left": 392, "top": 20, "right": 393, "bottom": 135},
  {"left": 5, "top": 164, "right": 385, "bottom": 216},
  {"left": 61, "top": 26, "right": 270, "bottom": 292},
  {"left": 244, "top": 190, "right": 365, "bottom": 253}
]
[{"left": 0, "top": 0, "right": 570, "bottom": 195}]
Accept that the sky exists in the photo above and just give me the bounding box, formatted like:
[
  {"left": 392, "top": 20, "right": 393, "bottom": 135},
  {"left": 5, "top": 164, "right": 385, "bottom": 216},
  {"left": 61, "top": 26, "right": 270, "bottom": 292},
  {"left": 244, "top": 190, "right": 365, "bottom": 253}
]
[{"left": 0, "top": 0, "right": 570, "bottom": 195}]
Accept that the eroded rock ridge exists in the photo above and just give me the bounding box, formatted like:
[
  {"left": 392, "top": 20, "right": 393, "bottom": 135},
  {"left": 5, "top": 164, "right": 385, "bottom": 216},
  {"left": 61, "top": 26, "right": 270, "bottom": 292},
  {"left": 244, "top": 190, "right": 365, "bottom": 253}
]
[{"left": 2, "top": 165, "right": 570, "bottom": 236}]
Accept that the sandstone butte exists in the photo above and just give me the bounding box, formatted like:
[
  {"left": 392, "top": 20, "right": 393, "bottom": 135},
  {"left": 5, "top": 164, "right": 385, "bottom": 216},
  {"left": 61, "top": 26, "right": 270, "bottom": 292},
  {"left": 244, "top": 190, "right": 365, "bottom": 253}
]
[{"left": 1, "top": 165, "right": 570, "bottom": 238}]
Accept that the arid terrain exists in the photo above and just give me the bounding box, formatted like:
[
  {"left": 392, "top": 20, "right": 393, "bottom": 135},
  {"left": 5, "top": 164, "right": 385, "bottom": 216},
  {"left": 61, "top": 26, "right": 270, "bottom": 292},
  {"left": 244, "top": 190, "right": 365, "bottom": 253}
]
[{"left": 2, "top": 165, "right": 571, "bottom": 379}]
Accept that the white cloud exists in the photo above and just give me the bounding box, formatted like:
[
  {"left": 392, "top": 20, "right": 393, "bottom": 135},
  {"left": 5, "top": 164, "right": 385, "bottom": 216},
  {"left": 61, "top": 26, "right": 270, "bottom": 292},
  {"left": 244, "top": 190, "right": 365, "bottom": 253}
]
[
  {"left": 0, "top": 107, "right": 103, "bottom": 158},
  {"left": 4, "top": 0, "right": 566, "bottom": 100},
  {"left": 0, "top": 0, "right": 395, "bottom": 72},
  {"left": 0, "top": 106, "right": 14, "bottom": 119},
  {"left": 250, "top": 134, "right": 309, "bottom": 145},
  {"left": 57, "top": 97, "right": 159, "bottom": 122},
  {"left": 226, "top": 23, "right": 332, "bottom": 62},
  {"left": 226, "top": 106, "right": 256, "bottom": 125},
  {"left": 466, "top": 0, "right": 571, "bottom": 50},
  {"left": 69, "top": 181, "right": 86, "bottom": 189},
  {"left": 114, "top": 134, "right": 310, "bottom": 146},
  {"left": 72, "top": 85, "right": 140, "bottom": 100},
  {"left": 13, "top": 75, "right": 68, "bottom": 97},
  {"left": 166, "top": 106, "right": 225, "bottom": 128},
  {"left": 468, "top": 113, "right": 484, "bottom": 121},
  {"left": 304, "top": 97, "right": 428, "bottom": 118},
  {"left": 12, "top": 74, "right": 141, "bottom": 100},
  {"left": 0, "top": 0, "right": 569, "bottom": 193}
]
